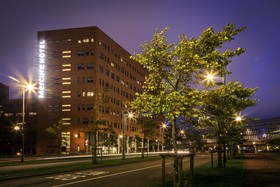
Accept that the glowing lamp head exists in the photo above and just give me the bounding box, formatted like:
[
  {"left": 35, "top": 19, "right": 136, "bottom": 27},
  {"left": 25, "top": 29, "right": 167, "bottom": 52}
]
[
  {"left": 128, "top": 112, "right": 134, "bottom": 119},
  {"left": 25, "top": 84, "right": 34, "bottom": 91},
  {"left": 236, "top": 116, "right": 242, "bottom": 122},
  {"left": 14, "top": 126, "right": 20, "bottom": 131}
]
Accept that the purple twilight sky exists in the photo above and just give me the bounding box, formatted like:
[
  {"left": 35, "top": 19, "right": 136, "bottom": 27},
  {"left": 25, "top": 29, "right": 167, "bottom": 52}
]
[{"left": 0, "top": 0, "right": 279, "bottom": 119}]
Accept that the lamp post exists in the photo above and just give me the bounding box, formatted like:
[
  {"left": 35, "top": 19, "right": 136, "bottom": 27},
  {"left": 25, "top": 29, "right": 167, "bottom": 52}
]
[
  {"left": 160, "top": 123, "right": 166, "bottom": 152},
  {"left": 8, "top": 76, "right": 34, "bottom": 162},
  {"left": 121, "top": 111, "right": 133, "bottom": 160}
]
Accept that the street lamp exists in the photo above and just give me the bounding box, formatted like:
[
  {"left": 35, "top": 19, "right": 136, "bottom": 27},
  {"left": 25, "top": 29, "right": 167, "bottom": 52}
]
[
  {"left": 235, "top": 116, "right": 242, "bottom": 122},
  {"left": 121, "top": 111, "right": 133, "bottom": 160},
  {"left": 8, "top": 76, "right": 34, "bottom": 162},
  {"left": 203, "top": 70, "right": 218, "bottom": 85}
]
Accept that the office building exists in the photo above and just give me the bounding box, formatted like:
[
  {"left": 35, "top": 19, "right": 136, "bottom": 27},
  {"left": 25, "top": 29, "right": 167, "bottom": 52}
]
[{"left": 36, "top": 26, "right": 148, "bottom": 155}]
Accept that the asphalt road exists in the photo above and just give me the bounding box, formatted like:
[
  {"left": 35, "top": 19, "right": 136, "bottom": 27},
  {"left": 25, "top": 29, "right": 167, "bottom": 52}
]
[{"left": 0, "top": 154, "right": 211, "bottom": 187}]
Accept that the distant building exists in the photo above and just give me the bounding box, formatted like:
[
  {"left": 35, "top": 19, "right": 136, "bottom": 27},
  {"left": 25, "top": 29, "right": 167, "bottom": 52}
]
[
  {"left": 36, "top": 26, "right": 149, "bottom": 155},
  {"left": 0, "top": 83, "right": 9, "bottom": 101},
  {"left": 0, "top": 84, "right": 37, "bottom": 155}
]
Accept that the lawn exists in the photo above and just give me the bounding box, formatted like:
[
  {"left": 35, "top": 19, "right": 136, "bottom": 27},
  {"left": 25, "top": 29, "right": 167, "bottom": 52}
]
[
  {"left": 150, "top": 155, "right": 244, "bottom": 187},
  {"left": 191, "top": 157, "right": 244, "bottom": 187}
]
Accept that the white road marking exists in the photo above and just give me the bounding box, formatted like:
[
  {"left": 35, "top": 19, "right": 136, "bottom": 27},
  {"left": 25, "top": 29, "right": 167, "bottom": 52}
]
[
  {"left": 47, "top": 171, "right": 109, "bottom": 181},
  {"left": 52, "top": 163, "right": 171, "bottom": 187}
]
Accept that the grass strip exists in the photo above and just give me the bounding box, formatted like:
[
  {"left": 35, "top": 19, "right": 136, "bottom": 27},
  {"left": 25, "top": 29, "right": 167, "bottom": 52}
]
[
  {"left": 192, "top": 157, "right": 244, "bottom": 187},
  {"left": 150, "top": 156, "right": 244, "bottom": 187}
]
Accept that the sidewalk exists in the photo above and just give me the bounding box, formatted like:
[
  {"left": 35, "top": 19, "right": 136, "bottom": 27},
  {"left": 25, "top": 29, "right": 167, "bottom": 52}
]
[{"left": 244, "top": 152, "right": 280, "bottom": 187}]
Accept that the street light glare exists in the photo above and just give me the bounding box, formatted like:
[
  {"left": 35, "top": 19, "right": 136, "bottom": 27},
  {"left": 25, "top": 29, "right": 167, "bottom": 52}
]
[
  {"left": 203, "top": 70, "right": 218, "bottom": 84},
  {"left": 14, "top": 125, "right": 20, "bottom": 131},
  {"left": 8, "top": 75, "right": 20, "bottom": 83},
  {"left": 207, "top": 74, "right": 214, "bottom": 81},
  {"left": 128, "top": 112, "right": 134, "bottom": 119},
  {"left": 236, "top": 116, "right": 242, "bottom": 122},
  {"left": 25, "top": 83, "right": 34, "bottom": 91}
]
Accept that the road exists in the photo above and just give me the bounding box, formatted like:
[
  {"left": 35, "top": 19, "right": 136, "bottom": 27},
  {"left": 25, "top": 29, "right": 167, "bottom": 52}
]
[{"left": 0, "top": 154, "right": 211, "bottom": 187}]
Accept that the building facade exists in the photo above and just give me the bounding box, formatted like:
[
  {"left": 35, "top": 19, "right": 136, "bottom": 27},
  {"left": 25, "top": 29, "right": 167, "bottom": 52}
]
[
  {"left": 0, "top": 89, "right": 38, "bottom": 155},
  {"left": 0, "top": 83, "right": 9, "bottom": 101},
  {"left": 36, "top": 26, "right": 149, "bottom": 155}
]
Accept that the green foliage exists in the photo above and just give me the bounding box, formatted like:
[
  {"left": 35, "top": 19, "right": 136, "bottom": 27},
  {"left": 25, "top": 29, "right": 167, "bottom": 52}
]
[
  {"left": 46, "top": 120, "right": 64, "bottom": 155},
  {"left": 103, "top": 124, "right": 118, "bottom": 153},
  {"left": 128, "top": 23, "right": 254, "bottom": 153},
  {"left": 204, "top": 81, "right": 258, "bottom": 118}
]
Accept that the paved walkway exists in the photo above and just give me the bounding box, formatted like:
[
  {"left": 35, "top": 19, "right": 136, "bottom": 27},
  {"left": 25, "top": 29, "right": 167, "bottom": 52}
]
[{"left": 244, "top": 152, "right": 280, "bottom": 187}]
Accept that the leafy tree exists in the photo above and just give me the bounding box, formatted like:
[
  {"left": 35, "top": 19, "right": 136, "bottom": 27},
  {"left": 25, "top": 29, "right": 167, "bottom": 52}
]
[
  {"left": 103, "top": 123, "right": 118, "bottom": 154},
  {"left": 87, "top": 88, "right": 109, "bottom": 164},
  {"left": 136, "top": 116, "right": 157, "bottom": 158},
  {"left": 203, "top": 81, "right": 257, "bottom": 167},
  {"left": 46, "top": 119, "right": 65, "bottom": 156},
  {"left": 129, "top": 24, "right": 257, "bottom": 184}
]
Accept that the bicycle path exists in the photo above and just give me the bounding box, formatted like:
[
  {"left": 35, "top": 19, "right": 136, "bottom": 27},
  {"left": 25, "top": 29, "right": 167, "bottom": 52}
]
[{"left": 244, "top": 152, "right": 280, "bottom": 187}]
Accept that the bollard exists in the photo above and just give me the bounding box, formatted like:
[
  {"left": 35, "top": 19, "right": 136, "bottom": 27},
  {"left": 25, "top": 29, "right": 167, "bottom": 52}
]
[
  {"left": 162, "top": 155, "right": 165, "bottom": 187},
  {"left": 211, "top": 151, "right": 213, "bottom": 168},
  {"left": 189, "top": 153, "right": 194, "bottom": 187}
]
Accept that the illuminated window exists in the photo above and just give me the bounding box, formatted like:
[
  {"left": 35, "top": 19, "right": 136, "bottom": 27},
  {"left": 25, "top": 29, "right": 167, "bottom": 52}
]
[
  {"left": 4, "top": 113, "right": 13, "bottom": 117},
  {"left": 62, "top": 68, "right": 71, "bottom": 72},
  {"left": 62, "top": 78, "right": 71, "bottom": 80},
  {"left": 62, "top": 51, "right": 71, "bottom": 54},
  {"left": 62, "top": 104, "right": 71, "bottom": 107},
  {"left": 29, "top": 112, "right": 37, "bottom": 116},
  {"left": 83, "top": 38, "right": 89, "bottom": 43},
  {"left": 87, "top": 91, "right": 94, "bottom": 97},
  {"left": 62, "top": 55, "right": 71, "bottom": 58},
  {"left": 61, "top": 132, "right": 70, "bottom": 154},
  {"left": 62, "top": 118, "right": 71, "bottom": 120},
  {"left": 62, "top": 109, "right": 71, "bottom": 112},
  {"left": 62, "top": 95, "right": 71, "bottom": 98},
  {"left": 62, "top": 64, "right": 71, "bottom": 67},
  {"left": 62, "top": 91, "right": 71, "bottom": 94}
]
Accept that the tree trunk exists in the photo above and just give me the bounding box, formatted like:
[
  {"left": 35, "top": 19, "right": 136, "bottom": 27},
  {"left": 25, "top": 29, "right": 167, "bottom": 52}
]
[
  {"left": 92, "top": 131, "right": 98, "bottom": 164},
  {"left": 172, "top": 118, "right": 179, "bottom": 187},
  {"left": 217, "top": 120, "right": 223, "bottom": 168}
]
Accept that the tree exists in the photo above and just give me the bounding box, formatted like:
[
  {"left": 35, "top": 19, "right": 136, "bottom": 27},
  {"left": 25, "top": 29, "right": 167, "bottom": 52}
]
[
  {"left": 203, "top": 81, "right": 257, "bottom": 167},
  {"left": 129, "top": 24, "right": 257, "bottom": 185},
  {"left": 87, "top": 88, "right": 110, "bottom": 164},
  {"left": 46, "top": 120, "right": 64, "bottom": 156},
  {"left": 136, "top": 116, "right": 156, "bottom": 158},
  {"left": 103, "top": 123, "right": 118, "bottom": 154}
]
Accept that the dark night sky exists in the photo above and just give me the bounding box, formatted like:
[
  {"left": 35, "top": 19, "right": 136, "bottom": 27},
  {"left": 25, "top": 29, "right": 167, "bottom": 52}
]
[{"left": 0, "top": 0, "right": 280, "bottom": 119}]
